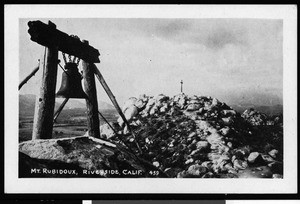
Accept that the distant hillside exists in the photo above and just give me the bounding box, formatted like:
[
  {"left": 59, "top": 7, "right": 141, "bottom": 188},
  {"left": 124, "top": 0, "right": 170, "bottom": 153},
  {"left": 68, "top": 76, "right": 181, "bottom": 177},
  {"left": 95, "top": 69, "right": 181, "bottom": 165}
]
[
  {"left": 19, "top": 94, "right": 115, "bottom": 116},
  {"left": 220, "top": 92, "right": 282, "bottom": 109},
  {"left": 19, "top": 94, "right": 40, "bottom": 116},
  {"left": 56, "top": 98, "right": 115, "bottom": 110},
  {"left": 230, "top": 104, "right": 283, "bottom": 116}
]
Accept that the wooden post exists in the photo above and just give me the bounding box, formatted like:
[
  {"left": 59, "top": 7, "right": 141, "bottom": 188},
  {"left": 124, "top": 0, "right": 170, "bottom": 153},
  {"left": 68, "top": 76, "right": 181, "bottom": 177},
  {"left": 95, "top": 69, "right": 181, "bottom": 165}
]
[
  {"left": 82, "top": 40, "right": 100, "bottom": 138},
  {"left": 32, "top": 21, "right": 58, "bottom": 140}
]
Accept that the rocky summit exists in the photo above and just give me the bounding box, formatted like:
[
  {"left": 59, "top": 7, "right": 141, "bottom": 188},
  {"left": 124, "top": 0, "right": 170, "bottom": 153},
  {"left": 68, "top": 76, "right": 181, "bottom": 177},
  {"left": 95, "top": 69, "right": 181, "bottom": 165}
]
[
  {"left": 19, "top": 93, "right": 283, "bottom": 178},
  {"left": 102, "top": 93, "right": 283, "bottom": 178}
]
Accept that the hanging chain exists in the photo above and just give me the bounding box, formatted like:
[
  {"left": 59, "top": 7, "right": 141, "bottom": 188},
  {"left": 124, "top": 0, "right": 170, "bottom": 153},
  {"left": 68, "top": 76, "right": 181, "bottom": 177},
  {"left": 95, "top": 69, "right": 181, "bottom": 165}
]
[
  {"left": 62, "top": 53, "right": 67, "bottom": 64},
  {"left": 60, "top": 34, "right": 82, "bottom": 76},
  {"left": 68, "top": 54, "right": 72, "bottom": 62}
]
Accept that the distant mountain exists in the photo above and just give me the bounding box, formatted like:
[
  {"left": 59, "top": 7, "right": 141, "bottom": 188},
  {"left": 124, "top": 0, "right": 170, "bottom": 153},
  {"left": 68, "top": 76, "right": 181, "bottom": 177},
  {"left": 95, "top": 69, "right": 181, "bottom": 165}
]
[
  {"left": 230, "top": 104, "right": 283, "bottom": 116},
  {"left": 255, "top": 104, "right": 283, "bottom": 116},
  {"left": 220, "top": 91, "right": 282, "bottom": 106},
  {"left": 19, "top": 94, "right": 115, "bottom": 116},
  {"left": 218, "top": 91, "right": 283, "bottom": 116},
  {"left": 19, "top": 94, "right": 37, "bottom": 116},
  {"left": 58, "top": 98, "right": 115, "bottom": 110}
]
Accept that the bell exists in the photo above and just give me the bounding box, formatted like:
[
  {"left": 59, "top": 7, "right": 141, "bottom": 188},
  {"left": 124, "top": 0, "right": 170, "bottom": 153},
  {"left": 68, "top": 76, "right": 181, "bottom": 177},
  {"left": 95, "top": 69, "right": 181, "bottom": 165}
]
[{"left": 56, "top": 62, "right": 87, "bottom": 98}]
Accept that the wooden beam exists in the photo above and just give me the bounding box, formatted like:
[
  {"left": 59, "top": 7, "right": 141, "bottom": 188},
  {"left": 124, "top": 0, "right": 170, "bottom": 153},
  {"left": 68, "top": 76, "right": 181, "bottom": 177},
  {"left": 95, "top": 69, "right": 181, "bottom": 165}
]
[
  {"left": 18, "top": 63, "right": 39, "bottom": 90},
  {"left": 93, "top": 64, "right": 131, "bottom": 131},
  {"left": 28, "top": 20, "right": 100, "bottom": 63},
  {"left": 53, "top": 98, "right": 69, "bottom": 123},
  {"left": 93, "top": 64, "right": 142, "bottom": 153},
  {"left": 82, "top": 40, "right": 100, "bottom": 138},
  {"left": 32, "top": 21, "right": 59, "bottom": 140}
]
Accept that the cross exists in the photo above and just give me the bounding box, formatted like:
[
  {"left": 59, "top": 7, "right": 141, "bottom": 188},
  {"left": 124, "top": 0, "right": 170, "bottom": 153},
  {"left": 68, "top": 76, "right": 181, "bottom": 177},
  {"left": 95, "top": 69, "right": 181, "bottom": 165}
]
[{"left": 180, "top": 80, "right": 183, "bottom": 93}]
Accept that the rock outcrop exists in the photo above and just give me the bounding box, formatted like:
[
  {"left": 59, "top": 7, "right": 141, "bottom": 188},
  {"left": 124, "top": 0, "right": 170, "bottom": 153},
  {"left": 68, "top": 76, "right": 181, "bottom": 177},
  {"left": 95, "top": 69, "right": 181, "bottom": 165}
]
[
  {"left": 19, "top": 136, "right": 167, "bottom": 178},
  {"left": 242, "top": 108, "right": 268, "bottom": 126}
]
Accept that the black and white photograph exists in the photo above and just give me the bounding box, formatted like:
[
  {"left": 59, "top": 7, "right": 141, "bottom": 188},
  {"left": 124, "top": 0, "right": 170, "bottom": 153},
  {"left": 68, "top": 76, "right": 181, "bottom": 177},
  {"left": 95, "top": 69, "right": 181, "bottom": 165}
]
[{"left": 4, "top": 5, "right": 297, "bottom": 194}]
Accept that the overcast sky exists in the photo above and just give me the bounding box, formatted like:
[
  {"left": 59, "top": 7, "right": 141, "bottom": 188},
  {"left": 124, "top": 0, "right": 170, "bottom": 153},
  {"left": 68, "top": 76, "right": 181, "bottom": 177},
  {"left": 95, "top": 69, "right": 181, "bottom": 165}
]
[{"left": 19, "top": 18, "right": 283, "bottom": 106}]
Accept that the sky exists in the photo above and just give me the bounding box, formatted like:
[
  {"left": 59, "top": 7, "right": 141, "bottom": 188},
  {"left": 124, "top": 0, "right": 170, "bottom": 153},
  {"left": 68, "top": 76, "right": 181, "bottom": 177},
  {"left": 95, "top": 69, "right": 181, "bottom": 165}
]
[{"left": 19, "top": 18, "right": 283, "bottom": 106}]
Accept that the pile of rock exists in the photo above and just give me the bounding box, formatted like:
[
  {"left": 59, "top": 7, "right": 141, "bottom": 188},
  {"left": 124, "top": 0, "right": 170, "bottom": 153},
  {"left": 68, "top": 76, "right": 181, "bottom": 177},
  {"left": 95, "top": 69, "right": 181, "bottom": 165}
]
[
  {"left": 242, "top": 108, "right": 268, "bottom": 126},
  {"left": 109, "top": 93, "right": 283, "bottom": 178}
]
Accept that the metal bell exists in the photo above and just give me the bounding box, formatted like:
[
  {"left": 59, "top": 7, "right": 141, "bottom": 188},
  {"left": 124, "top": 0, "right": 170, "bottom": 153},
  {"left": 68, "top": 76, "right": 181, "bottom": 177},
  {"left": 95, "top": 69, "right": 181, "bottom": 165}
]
[{"left": 56, "top": 62, "right": 87, "bottom": 98}]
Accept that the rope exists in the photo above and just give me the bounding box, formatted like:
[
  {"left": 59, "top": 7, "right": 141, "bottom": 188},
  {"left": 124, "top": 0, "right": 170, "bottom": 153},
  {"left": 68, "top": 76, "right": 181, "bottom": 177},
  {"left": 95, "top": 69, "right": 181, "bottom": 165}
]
[
  {"left": 62, "top": 53, "right": 67, "bottom": 64},
  {"left": 97, "top": 110, "right": 119, "bottom": 136},
  {"left": 58, "top": 62, "right": 66, "bottom": 72}
]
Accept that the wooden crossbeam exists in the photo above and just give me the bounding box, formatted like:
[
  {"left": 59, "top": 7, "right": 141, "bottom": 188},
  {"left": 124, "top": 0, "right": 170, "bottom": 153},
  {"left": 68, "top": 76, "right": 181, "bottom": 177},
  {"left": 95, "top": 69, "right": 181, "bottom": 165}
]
[{"left": 28, "top": 20, "right": 100, "bottom": 63}]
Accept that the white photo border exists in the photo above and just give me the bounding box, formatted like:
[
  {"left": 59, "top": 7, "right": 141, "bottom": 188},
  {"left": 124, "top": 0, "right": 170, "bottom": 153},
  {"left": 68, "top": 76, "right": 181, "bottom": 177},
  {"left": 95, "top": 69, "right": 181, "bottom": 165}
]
[{"left": 4, "top": 5, "right": 298, "bottom": 194}]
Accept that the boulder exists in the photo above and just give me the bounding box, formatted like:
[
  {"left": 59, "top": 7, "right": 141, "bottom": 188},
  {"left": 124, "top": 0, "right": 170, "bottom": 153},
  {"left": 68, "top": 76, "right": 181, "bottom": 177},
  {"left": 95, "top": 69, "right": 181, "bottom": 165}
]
[
  {"left": 206, "top": 133, "right": 224, "bottom": 146},
  {"left": 247, "top": 152, "right": 265, "bottom": 165},
  {"left": 196, "top": 141, "right": 209, "bottom": 150},
  {"left": 173, "top": 94, "right": 187, "bottom": 108},
  {"left": 219, "top": 126, "right": 231, "bottom": 136},
  {"left": 211, "top": 98, "right": 219, "bottom": 107},
  {"left": 186, "top": 164, "right": 207, "bottom": 177},
  {"left": 117, "top": 105, "right": 139, "bottom": 127},
  {"left": 268, "top": 149, "right": 279, "bottom": 158},
  {"left": 233, "top": 146, "right": 251, "bottom": 159},
  {"left": 201, "top": 161, "right": 213, "bottom": 169},
  {"left": 188, "top": 132, "right": 197, "bottom": 138},
  {"left": 177, "top": 170, "right": 191, "bottom": 178},
  {"left": 233, "top": 159, "right": 248, "bottom": 170},
  {"left": 242, "top": 109, "right": 268, "bottom": 126},
  {"left": 19, "top": 136, "right": 167, "bottom": 178},
  {"left": 190, "top": 95, "right": 199, "bottom": 100},
  {"left": 237, "top": 166, "right": 273, "bottom": 178},
  {"left": 195, "top": 120, "right": 211, "bottom": 131},
  {"left": 221, "top": 109, "right": 236, "bottom": 116},
  {"left": 121, "top": 97, "right": 137, "bottom": 112},
  {"left": 189, "top": 99, "right": 201, "bottom": 104},
  {"left": 221, "top": 117, "right": 234, "bottom": 125},
  {"left": 261, "top": 154, "right": 275, "bottom": 163},
  {"left": 156, "top": 94, "right": 169, "bottom": 103},
  {"left": 186, "top": 103, "right": 201, "bottom": 111},
  {"left": 201, "top": 172, "right": 215, "bottom": 178},
  {"left": 138, "top": 94, "right": 148, "bottom": 103},
  {"left": 135, "top": 99, "right": 147, "bottom": 110},
  {"left": 100, "top": 123, "right": 116, "bottom": 139},
  {"left": 149, "top": 105, "right": 159, "bottom": 115}
]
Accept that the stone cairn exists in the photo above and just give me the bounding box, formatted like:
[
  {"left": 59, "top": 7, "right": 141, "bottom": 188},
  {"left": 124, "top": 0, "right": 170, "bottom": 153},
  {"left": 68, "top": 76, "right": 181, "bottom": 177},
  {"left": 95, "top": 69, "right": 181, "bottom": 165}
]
[{"left": 100, "top": 93, "right": 283, "bottom": 178}]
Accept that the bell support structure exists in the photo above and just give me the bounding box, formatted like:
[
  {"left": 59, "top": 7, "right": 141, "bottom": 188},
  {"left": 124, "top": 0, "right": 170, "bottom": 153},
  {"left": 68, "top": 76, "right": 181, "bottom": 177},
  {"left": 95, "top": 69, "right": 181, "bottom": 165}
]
[{"left": 29, "top": 21, "right": 101, "bottom": 140}]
